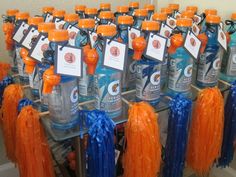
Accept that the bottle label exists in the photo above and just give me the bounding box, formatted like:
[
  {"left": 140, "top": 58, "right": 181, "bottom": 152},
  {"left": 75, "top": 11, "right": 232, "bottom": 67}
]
[
  {"left": 136, "top": 63, "right": 161, "bottom": 101},
  {"left": 168, "top": 58, "right": 193, "bottom": 92},
  {"left": 79, "top": 64, "right": 93, "bottom": 96},
  {"left": 226, "top": 47, "right": 236, "bottom": 76},
  {"left": 94, "top": 73, "right": 122, "bottom": 115},
  {"left": 29, "top": 68, "right": 39, "bottom": 89},
  {"left": 197, "top": 52, "right": 221, "bottom": 84}
]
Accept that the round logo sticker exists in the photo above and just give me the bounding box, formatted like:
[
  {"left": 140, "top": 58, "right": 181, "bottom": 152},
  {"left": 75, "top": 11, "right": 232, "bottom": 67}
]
[
  {"left": 70, "top": 87, "right": 79, "bottom": 103},
  {"left": 150, "top": 71, "right": 161, "bottom": 85},
  {"left": 110, "top": 46, "right": 120, "bottom": 57},
  {"left": 130, "top": 32, "right": 137, "bottom": 40},
  {"left": 92, "top": 34, "right": 97, "bottom": 42},
  {"left": 69, "top": 31, "right": 76, "bottom": 39},
  {"left": 184, "top": 64, "right": 193, "bottom": 77},
  {"left": 164, "top": 30, "right": 170, "bottom": 38},
  {"left": 152, "top": 40, "right": 161, "bottom": 49},
  {"left": 64, "top": 53, "right": 76, "bottom": 63},
  {"left": 220, "top": 32, "right": 225, "bottom": 40},
  {"left": 190, "top": 37, "right": 196, "bottom": 47},
  {"left": 41, "top": 43, "right": 49, "bottom": 52},
  {"left": 108, "top": 80, "right": 120, "bottom": 96},
  {"left": 169, "top": 20, "right": 175, "bottom": 27},
  {"left": 213, "top": 58, "right": 221, "bottom": 70}
]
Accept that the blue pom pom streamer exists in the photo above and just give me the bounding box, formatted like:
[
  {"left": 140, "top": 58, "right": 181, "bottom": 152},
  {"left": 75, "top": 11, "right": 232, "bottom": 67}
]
[
  {"left": 0, "top": 76, "right": 13, "bottom": 105},
  {"left": 218, "top": 81, "right": 236, "bottom": 167},
  {"left": 18, "top": 98, "right": 33, "bottom": 112},
  {"left": 163, "top": 94, "right": 192, "bottom": 177}
]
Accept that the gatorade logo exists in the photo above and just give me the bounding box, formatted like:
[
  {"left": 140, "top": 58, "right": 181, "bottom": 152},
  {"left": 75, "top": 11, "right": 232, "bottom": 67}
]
[
  {"left": 108, "top": 80, "right": 120, "bottom": 96},
  {"left": 129, "top": 61, "right": 136, "bottom": 73},
  {"left": 70, "top": 87, "right": 79, "bottom": 103},
  {"left": 232, "top": 54, "right": 236, "bottom": 64},
  {"left": 150, "top": 71, "right": 160, "bottom": 85},
  {"left": 213, "top": 58, "right": 221, "bottom": 70},
  {"left": 184, "top": 64, "right": 193, "bottom": 77}
]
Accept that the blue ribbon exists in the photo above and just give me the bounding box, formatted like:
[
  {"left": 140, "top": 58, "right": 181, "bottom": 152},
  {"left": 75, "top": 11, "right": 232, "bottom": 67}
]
[
  {"left": 218, "top": 81, "right": 236, "bottom": 167},
  {"left": 18, "top": 98, "right": 33, "bottom": 112},
  {"left": 0, "top": 76, "right": 13, "bottom": 105},
  {"left": 163, "top": 94, "right": 192, "bottom": 177}
]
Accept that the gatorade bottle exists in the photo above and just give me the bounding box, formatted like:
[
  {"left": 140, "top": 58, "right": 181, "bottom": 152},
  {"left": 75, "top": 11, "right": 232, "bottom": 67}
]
[
  {"left": 24, "top": 17, "right": 44, "bottom": 98},
  {"left": 52, "top": 9, "right": 66, "bottom": 29},
  {"left": 45, "top": 29, "right": 79, "bottom": 129},
  {"left": 168, "top": 4, "right": 180, "bottom": 17},
  {"left": 115, "top": 6, "right": 129, "bottom": 23},
  {"left": 75, "top": 19, "right": 95, "bottom": 101},
  {"left": 37, "top": 22, "right": 55, "bottom": 111},
  {"left": 196, "top": 15, "right": 222, "bottom": 87},
  {"left": 221, "top": 13, "right": 236, "bottom": 82},
  {"left": 201, "top": 9, "right": 218, "bottom": 32},
  {"left": 135, "top": 21, "right": 161, "bottom": 105},
  {"left": 85, "top": 8, "right": 98, "bottom": 19},
  {"left": 94, "top": 25, "right": 122, "bottom": 118},
  {"left": 99, "top": 3, "right": 111, "bottom": 12},
  {"left": 144, "top": 4, "right": 155, "bottom": 20},
  {"left": 42, "top": 6, "right": 54, "bottom": 21},
  {"left": 128, "top": 2, "right": 139, "bottom": 16},
  {"left": 99, "top": 11, "right": 114, "bottom": 25},
  {"left": 117, "top": 16, "right": 134, "bottom": 91},
  {"left": 133, "top": 9, "right": 148, "bottom": 29},
  {"left": 15, "top": 12, "right": 30, "bottom": 83},
  {"left": 3, "top": 9, "right": 19, "bottom": 72},
  {"left": 167, "top": 18, "right": 193, "bottom": 97},
  {"left": 75, "top": 5, "right": 86, "bottom": 19},
  {"left": 64, "top": 13, "right": 79, "bottom": 29},
  {"left": 152, "top": 12, "right": 168, "bottom": 89}
]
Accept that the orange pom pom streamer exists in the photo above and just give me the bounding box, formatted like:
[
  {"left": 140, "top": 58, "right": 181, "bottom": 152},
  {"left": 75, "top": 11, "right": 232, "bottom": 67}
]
[
  {"left": 0, "top": 62, "right": 11, "bottom": 81},
  {"left": 1, "top": 84, "right": 23, "bottom": 162},
  {"left": 2, "top": 22, "right": 15, "bottom": 50},
  {"left": 16, "top": 106, "right": 55, "bottom": 177},
  {"left": 123, "top": 102, "right": 162, "bottom": 177},
  {"left": 186, "top": 87, "right": 224, "bottom": 176}
]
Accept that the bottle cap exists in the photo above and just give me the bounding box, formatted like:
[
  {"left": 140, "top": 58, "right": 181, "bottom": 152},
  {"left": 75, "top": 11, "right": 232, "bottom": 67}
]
[
  {"left": 75, "top": 5, "right": 86, "bottom": 12},
  {"left": 118, "top": 16, "right": 133, "bottom": 25},
  {"left": 134, "top": 9, "right": 148, "bottom": 17},
  {"left": 168, "top": 4, "right": 179, "bottom": 11},
  {"left": 205, "top": 9, "right": 217, "bottom": 16},
  {"left": 99, "top": 11, "right": 114, "bottom": 19},
  {"left": 116, "top": 6, "right": 129, "bottom": 13},
  {"left": 161, "top": 8, "right": 172, "bottom": 15},
  {"left": 142, "top": 21, "right": 160, "bottom": 31},
  {"left": 48, "top": 29, "right": 69, "bottom": 42},
  {"left": 28, "top": 17, "right": 44, "bottom": 26},
  {"left": 6, "top": 9, "right": 19, "bottom": 16},
  {"left": 97, "top": 25, "right": 117, "bottom": 37},
  {"left": 38, "top": 22, "right": 55, "bottom": 33},
  {"left": 78, "top": 19, "right": 95, "bottom": 28},
  {"left": 176, "top": 18, "right": 193, "bottom": 27},
  {"left": 144, "top": 4, "right": 155, "bottom": 11},
  {"left": 64, "top": 13, "right": 79, "bottom": 22},
  {"left": 186, "top": 6, "right": 198, "bottom": 13},
  {"left": 181, "top": 11, "right": 195, "bottom": 19},
  {"left": 152, "top": 13, "right": 167, "bottom": 21},
  {"left": 129, "top": 2, "right": 139, "bottom": 8},
  {"left": 42, "top": 7, "right": 54, "bottom": 14},
  {"left": 16, "top": 12, "right": 30, "bottom": 20},
  {"left": 206, "top": 15, "right": 221, "bottom": 24},
  {"left": 52, "top": 10, "right": 66, "bottom": 18},
  {"left": 100, "top": 3, "right": 111, "bottom": 10},
  {"left": 85, "top": 8, "right": 98, "bottom": 15},
  {"left": 231, "top": 13, "right": 236, "bottom": 20}
]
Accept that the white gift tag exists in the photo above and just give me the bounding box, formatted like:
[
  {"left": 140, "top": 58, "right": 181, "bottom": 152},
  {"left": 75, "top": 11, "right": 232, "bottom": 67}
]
[
  {"left": 192, "top": 23, "right": 200, "bottom": 36},
  {"left": 184, "top": 30, "right": 201, "bottom": 59},
  {"left": 166, "top": 16, "right": 177, "bottom": 29},
  {"left": 20, "top": 26, "right": 39, "bottom": 50},
  {"left": 89, "top": 31, "right": 98, "bottom": 48},
  {"left": 174, "top": 11, "right": 181, "bottom": 19},
  {"left": 44, "top": 13, "right": 53, "bottom": 22},
  {"left": 54, "top": 18, "right": 66, "bottom": 29},
  {"left": 28, "top": 34, "right": 49, "bottom": 62},
  {"left": 103, "top": 39, "right": 128, "bottom": 71},
  {"left": 55, "top": 45, "right": 82, "bottom": 77},
  {"left": 217, "top": 25, "right": 227, "bottom": 51},
  {"left": 193, "top": 14, "right": 202, "bottom": 25},
  {"left": 66, "top": 25, "right": 80, "bottom": 46},
  {"left": 144, "top": 33, "right": 167, "bottom": 62},
  {"left": 220, "top": 21, "right": 224, "bottom": 29},
  {"left": 128, "top": 27, "right": 141, "bottom": 49},
  {"left": 13, "top": 22, "right": 29, "bottom": 43}
]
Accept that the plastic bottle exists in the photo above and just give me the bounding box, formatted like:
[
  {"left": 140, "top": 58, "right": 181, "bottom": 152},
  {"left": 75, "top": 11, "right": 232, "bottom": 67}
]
[
  {"left": 167, "top": 18, "right": 193, "bottom": 97},
  {"left": 221, "top": 13, "right": 236, "bottom": 82},
  {"left": 201, "top": 9, "right": 218, "bottom": 32},
  {"left": 45, "top": 29, "right": 79, "bottom": 129},
  {"left": 42, "top": 6, "right": 54, "bottom": 21},
  {"left": 133, "top": 9, "right": 148, "bottom": 29},
  {"left": 117, "top": 16, "right": 134, "bottom": 91},
  {"left": 3, "top": 9, "right": 19, "bottom": 72},
  {"left": 37, "top": 22, "right": 55, "bottom": 111},
  {"left": 99, "top": 11, "right": 114, "bottom": 25},
  {"left": 52, "top": 9, "right": 66, "bottom": 29},
  {"left": 75, "top": 19, "right": 95, "bottom": 101},
  {"left": 94, "top": 25, "right": 122, "bottom": 118},
  {"left": 75, "top": 5, "right": 86, "bottom": 19},
  {"left": 168, "top": 4, "right": 180, "bottom": 17},
  {"left": 135, "top": 21, "right": 161, "bottom": 105},
  {"left": 144, "top": 4, "right": 155, "bottom": 20},
  {"left": 115, "top": 6, "right": 129, "bottom": 23},
  {"left": 15, "top": 12, "right": 30, "bottom": 83},
  {"left": 63, "top": 13, "right": 79, "bottom": 29},
  {"left": 196, "top": 15, "right": 222, "bottom": 88},
  {"left": 99, "top": 3, "right": 111, "bottom": 12},
  {"left": 152, "top": 12, "right": 168, "bottom": 90},
  {"left": 128, "top": 2, "right": 139, "bottom": 16},
  {"left": 85, "top": 8, "right": 98, "bottom": 19}
]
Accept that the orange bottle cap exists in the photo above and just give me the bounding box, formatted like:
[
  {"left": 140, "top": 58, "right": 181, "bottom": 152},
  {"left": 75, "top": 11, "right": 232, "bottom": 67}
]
[
  {"left": 48, "top": 29, "right": 69, "bottom": 42},
  {"left": 206, "top": 15, "right": 221, "bottom": 24},
  {"left": 142, "top": 21, "right": 160, "bottom": 31},
  {"left": 168, "top": 4, "right": 180, "bottom": 11},
  {"left": 16, "top": 12, "right": 30, "bottom": 20},
  {"left": 85, "top": 48, "right": 99, "bottom": 75},
  {"left": 6, "top": 9, "right": 19, "bottom": 16},
  {"left": 186, "top": 6, "right": 198, "bottom": 13},
  {"left": 20, "top": 48, "right": 29, "bottom": 59},
  {"left": 75, "top": 5, "right": 86, "bottom": 12},
  {"left": 152, "top": 13, "right": 167, "bottom": 21},
  {"left": 78, "top": 19, "right": 95, "bottom": 28},
  {"left": 161, "top": 8, "right": 173, "bottom": 15},
  {"left": 42, "top": 7, "right": 54, "bottom": 14},
  {"left": 181, "top": 11, "right": 195, "bottom": 19},
  {"left": 129, "top": 2, "right": 139, "bottom": 8},
  {"left": 118, "top": 16, "right": 133, "bottom": 25},
  {"left": 23, "top": 56, "right": 37, "bottom": 74},
  {"left": 132, "top": 36, "right": 147, "bottom": 60},
  {"left": 231, "top": 13, "right": 236, "bottom": 20},
  {"left": 85, "top": 8, "right": 98, "bottom": 15},
  {"left": 28, "top": 17, "right": 44, "bottom": 26},
  {"left": 100, "top": 3, "right": 111, "bottom": 10},
  {"left": 64, "top": 13, "right": 79, "bottom": 22},
  {"left": 134, "top": 9, "right": 148, "bottom": 17},
  {"left": 144, "top": 4, "right": 155, "bottom": 11},
  {"left": 38, "top": 22, "right": 55, "bottom": 33},
  {"left": 116, "top": 6, "right": 129, "bottom": 13},
  {"left": 176, "top": 18, "right": 193, "bottom": 27},
  {"left": 53, "top": 10, "right": 66, "bottom": 18},
  {"left": 97, "top": 25, "right": 117, "bottom": 37},
  {"left": 99, "top": 11, "right": 114, "bottom": 19},
  {"left": 43, "top": 66, "right": 61, "bottom": 94},
  {"left": 205, "top": 9, "right": 217, "bottom": 16}
]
